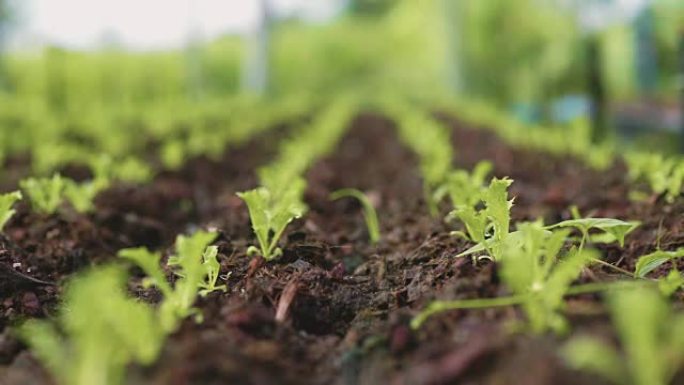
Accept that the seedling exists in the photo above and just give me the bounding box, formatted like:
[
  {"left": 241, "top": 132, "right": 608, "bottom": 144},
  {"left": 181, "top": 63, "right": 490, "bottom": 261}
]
[
  {"left": 385, "top": 102, "right": 454, "bottom": 216},
  {"left": 435, "top": 160, "right": 492, "bottom": 209},
  {"left": 546, "top": 207, "right": 639, "bottom": 249},
  {"left": 20, "top": 174, "right": 65, "bottom": 215},
  {"left": 535, "top": 207, "right": 638, "bottom": 276},
  {"left": 119, "top": 230, "right": 222, "bottom": 332},
  {"left": 564, "top": 288, "right": 684, "bottom": 385},
  {"left": 237, "top": 177, "right": 307, "bottom": 261},
  {"left": 330, "top": 188, "right": 381, "bottom": 244},
  {"left": 625, "top": 152, "right": 684, "bottom": 202},
  {"left": 413, "top": 222, "right": 595, "bottom": 334},
  {"left": 18, "top": 266, "right": 165, "bottom": 385},
  {"left": 451, "top": 177, "right": 514, "bottom": 261},
  {"left": 63, "top": 178, "right": 109, "bottom": 213},
  {"left": 499, "top": 223, "right": 595, "bottom": 334},
  {"left": 0, "top": 191, "right": 22, "bottom": 232}
]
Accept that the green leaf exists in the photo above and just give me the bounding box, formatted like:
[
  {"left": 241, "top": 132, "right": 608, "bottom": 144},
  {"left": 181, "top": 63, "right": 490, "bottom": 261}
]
[
  {"left": 199, "top": 245, "right": 227, "bottom": 297},
  {"left": 20, "top": 174, "right": 66, "bottom": 215},
  {"left": 170, "top": 231, "right": 218, "bottom": 322},
  {"left": 548, "top": 218, "right": 639, "bottom": 247},
  {"left": 18, "top": 265, "right": 165, "bottom": 385},
  {"left": 634, "top": 248, "right": 684, "bottom": 278},
  {"left": 237, "top": 177, "right": 307, "bottom": 260},
  {"left": 330, "top": 188, "right": 381, "bottom": 244},
  {"left": 563, "top": 337, "right": 627, "bottom": 384},
  {"left": 0, "top": 191, "right": 22, "bottom": 232},
  {"left": 63, "top": 179, "right": 109, "bottom": 214},
  {"left": 484, "top": 177, "right": 514, "bottom": 242},
  {"left": 609, "top": 289, "right": 669, "bottom": 385},
  {"left": 118, "top": 247, "right": 173, "bottom": 297},
  {"left": 658, "top": 269, "right": 684, "bottom": 297},
  {"left": 450, "top": 205, "right": 487, "bottom": 244}
]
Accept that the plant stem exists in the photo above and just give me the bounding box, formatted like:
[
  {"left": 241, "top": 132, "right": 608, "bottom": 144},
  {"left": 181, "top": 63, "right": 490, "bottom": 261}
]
[
  {"left": 590, "top": 258, "right": 634, "bottom": 277},
  {"left": 410, "top": 295, "right": 527, "bottom": 329}
]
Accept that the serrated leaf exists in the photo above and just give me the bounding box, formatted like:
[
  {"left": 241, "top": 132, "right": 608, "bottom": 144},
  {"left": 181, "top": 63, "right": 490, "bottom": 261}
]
[
  {"left": 0, "top": 191, "right": 22, "bottom": 232},
  {"left": 118, "top": 247, "right": 173, "bottom": 297}
]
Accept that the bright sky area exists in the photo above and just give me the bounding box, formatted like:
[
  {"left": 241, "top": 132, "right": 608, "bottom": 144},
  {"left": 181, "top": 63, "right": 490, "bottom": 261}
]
[
  {"left": 8, "top": 0, "right": 647, "bottom": 51},
  {"left": 9, "top": 0, "right": 345, "bottom": 50}
]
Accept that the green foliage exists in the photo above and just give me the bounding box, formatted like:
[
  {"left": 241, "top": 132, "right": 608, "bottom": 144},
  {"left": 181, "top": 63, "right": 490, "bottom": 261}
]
[
  {"left": 451, "top": 0, "right": 582, "bottom": 105},
  {"left": 63, "top": 178, "right": 109, "bottom": 213},
  {"left": 437, "top": 160, "right": 492, "bottom": 208},
  {"left": 330, "top": 188, "right": 381, "bottom": 244},
  {"left": 119, "top": 230, "right": 221, "bottom": 332},
  {"left": 634, "top": 248, "right": 684, "bottom": 279},
  {"left": 499, "top": 222, "right": 594, "bottom": 334},
  {"left": 547, "top": 216, "right": 639, "bottom": 248},
  {"left": 198, "top": 246, "right": 226, "bottom": 297},
  {"left": 90, "top": 155, "right": 152, "bottom": 184},
  {"left": 626, "top": 153, "right": 684, "bottom": 203},
  {"left": 237, "top": 178, "right": 307, "bottom": 261},
  {"left": 238, "top": 99, "right": 355, "bottom": 260},
  {"left": 0, "top": 190, "right": 21, "bottom": 232},
  {"left": 20, "top": 174, "right": 66, "bottom": 214},
  {"left": 382, "top": 99, "right": 454, "bottom": 215},
  {"left": 413, "top": 222, "right": 594, "bottom": 333},
  {"left": 452, "top": 177, "right": 514, "bottom": 260},
  {"left": 20, "top": 173, "right": 110, "bottom": 215},
  {"left": 17, "top": 266, "right": 165, "bottom": 385},
  {"left": 564, "top": 288, "right": 684, "bottom": 385}
]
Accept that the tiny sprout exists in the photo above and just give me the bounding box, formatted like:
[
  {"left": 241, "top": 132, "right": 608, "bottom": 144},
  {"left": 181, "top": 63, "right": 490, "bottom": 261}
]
[{"left": 330, "top": 188, "right": 381, "bottom": 244}]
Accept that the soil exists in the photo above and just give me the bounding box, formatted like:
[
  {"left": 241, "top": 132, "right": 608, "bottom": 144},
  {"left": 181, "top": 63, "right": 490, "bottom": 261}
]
[{"left": 1, "top": 112, "right": 683, "bottom": 385}]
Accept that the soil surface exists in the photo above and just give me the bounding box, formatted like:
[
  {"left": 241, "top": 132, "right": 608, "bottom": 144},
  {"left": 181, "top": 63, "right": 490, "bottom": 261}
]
[{"left": 1, "top": 112, "right": 683, "bottom": 385}]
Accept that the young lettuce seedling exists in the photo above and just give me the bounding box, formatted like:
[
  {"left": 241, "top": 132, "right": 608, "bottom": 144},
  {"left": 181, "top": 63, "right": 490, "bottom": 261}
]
[
  {"left": 237, "top": 177, "right": 307, "bottom": 261},
  {"left": 451, "top": 177, "right": 514, "bottom": 261},
  {"left": 625, "top": 153, "right": 684, "bottom": 202},
  {"left": 499, "top": 222, "right": 595, "bottom": 334},
  {"left": 0, "top": 191, "right": 22, "bottom": 232},
  {"left": 436, "top": 160, "right": 492, "bottom": 209},
  {"left": 330, "top": 188, "right": 381, "bottom": 244},
  {"left": 413, "top": 222, "right": 595, "bottom": 333},
  {"left": 20, "top": 174, "right": 65, "bottom": 215},
  {"left": 119, "top": 230, "right": 222, "bottom": 332},
  {"left": 564, "top": 288, "right": 684, "bottom": 385},
  {"left": 18, "top": 266, "right": 165, "bottom": 385},
  {"left": 63, "top": 178, "right": 109, "bottom": 213}
]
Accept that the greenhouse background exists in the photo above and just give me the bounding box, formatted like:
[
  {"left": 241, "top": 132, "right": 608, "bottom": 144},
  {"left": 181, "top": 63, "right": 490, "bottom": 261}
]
[{"left": 0, "top": 0, "right": 682, "bottom": 150}]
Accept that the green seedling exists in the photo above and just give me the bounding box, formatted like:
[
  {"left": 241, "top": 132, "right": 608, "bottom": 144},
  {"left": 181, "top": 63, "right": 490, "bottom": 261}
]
[
  {"left": 384, "top": 101, "right": 453, "bottom": 216},
  {"left": 119, "top": 230, "right": 221, "bottom": 332},
  {"left": 564, "top": 288, "right": 684, "bottom": 385},
  {"left": 625, "top": 153, "right": 684, "bottom": 203},
  {"left": 435, "top": 160, "right": 492, "bottom": 209},
  {"left": 499, "top": 223, "right": 595, "bottom": 334},
  {"left": 546, "top": 207, "right": 639, "bottom": 249},
  {"left": 237, "top": 177, "right": 307, "bottom": 261},
  {"left": 0, "top": 191, "right": 22, "bottom": 232},
  {"left": 90, "top": 154, "right": 153, "bottom": 184},
  {"left": 330, "top": 188, "right": 381, "bottom": 244},
  {"left": 413, "top": 222, "right": 595, "bottom": 333},
  {"left": 63, "top": 178, "right": 109, "bottom": 213},
  {"left": 17, "top": 265, "right": 165, "bottom": 385},
  {"left": 20, "top": 174, "right": 66, "bottom": 215},
  {"left": 451, "top": 177, "right": 514, "bottom": 261}
]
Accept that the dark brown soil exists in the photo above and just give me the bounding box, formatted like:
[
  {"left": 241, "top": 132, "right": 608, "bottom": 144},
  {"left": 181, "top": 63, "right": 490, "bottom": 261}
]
[{"left": 2, "top": 112, "right": 683, "bottom": 385}]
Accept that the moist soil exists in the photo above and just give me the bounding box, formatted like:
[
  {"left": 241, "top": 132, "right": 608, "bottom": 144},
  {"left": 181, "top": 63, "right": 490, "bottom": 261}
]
[{"left": 1, "top": 112, "right": 683, "bottom": 385}]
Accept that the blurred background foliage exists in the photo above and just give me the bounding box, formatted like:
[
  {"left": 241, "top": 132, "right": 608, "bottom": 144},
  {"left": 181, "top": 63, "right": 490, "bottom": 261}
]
[{"left": 0, "top": 0, "right": 682, "bottom": 152}]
